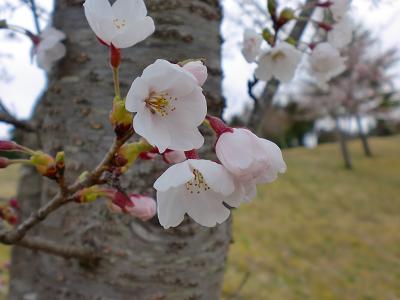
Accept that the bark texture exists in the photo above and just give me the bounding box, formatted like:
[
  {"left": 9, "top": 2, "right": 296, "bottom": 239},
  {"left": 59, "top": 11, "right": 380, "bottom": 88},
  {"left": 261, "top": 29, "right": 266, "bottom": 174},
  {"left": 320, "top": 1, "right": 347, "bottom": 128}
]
[
  {"left": 8, "top": 1, "right": 230, "bottom": 299},
  {"left": 355, "top": 114, "right": 373, "bottom": 157},
  {"left": 336, "top": 117, "right": 352, "bottom": 170}
]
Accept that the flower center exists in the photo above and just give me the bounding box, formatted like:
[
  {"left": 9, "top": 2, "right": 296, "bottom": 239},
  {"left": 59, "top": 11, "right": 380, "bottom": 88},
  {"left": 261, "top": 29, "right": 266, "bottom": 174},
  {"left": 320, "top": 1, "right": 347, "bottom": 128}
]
[
  {"left": 271, "top": 51, "right": 286, "bottom": 61},
  {"left": 113, "top": 18, "right": 127, "bottom": 30},
  {"left": 185, "top": 169, "right": 211, "bottom": 195},
  {"left": 145, "top": 92, "right": 177, "bottom": 117}
]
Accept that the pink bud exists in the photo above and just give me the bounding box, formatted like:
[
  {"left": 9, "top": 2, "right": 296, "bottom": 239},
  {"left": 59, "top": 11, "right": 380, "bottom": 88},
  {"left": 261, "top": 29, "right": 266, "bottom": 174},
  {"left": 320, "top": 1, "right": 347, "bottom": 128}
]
[
  {"left": 163, "top": 150, "right": 186, "bottom": 164},
  {"left": 206, "top": 115, "right": 233, "bottom": 137},
  {"left": 111, "top": 191, "right": 134, "bottom": 212},
  {"left": 0, "top": 158, "right": 10, "bottom": 169},
  {"left": 0, "top": 140, "right": 19, "bottom": 151},
  {"left": 127, "top": 194, "right": 156, "bottom": 221},
  {"left": 182, "top": 61, "right": 208, "bottom": 86},
  {"left": 8, "top": 199, "right": 20, "bottom": 209}
]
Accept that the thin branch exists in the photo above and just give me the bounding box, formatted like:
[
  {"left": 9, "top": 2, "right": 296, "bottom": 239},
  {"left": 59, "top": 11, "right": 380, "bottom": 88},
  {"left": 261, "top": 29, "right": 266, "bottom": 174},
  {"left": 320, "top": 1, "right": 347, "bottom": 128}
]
[
  {"left": 0, "top": 130, "right": 134, "bottom": 246},
  {"left": 17, "top": 236, "right": 99, "bottom": 263},
  {"left": 0, "top": 100, "right": 36, "bottom": 132},
  {"left": 28, "top": 0, "right": 41, "bottom": 34}
]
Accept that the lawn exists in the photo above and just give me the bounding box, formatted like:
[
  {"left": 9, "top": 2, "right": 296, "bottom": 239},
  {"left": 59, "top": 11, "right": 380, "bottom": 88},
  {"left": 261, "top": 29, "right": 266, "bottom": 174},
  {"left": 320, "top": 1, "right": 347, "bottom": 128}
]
[
  {"left": 222, "top": 136, "right": 400, "bottom": 300},
  {"left": 0, "top": 137, "right": 399, "bottom": 299}
]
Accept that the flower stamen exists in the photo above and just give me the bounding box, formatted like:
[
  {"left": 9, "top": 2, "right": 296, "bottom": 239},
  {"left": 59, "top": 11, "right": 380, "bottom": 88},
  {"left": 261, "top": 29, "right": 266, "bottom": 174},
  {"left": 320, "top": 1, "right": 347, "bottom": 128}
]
[
  {"left": 145, "top": 92, "right": 177, "bottom": 117},
  {"left": 185, "top": 169, "right": 210, "bottom": 194},
  {"left": 113, "top": 18, "right": 127, "bottom": 30}
]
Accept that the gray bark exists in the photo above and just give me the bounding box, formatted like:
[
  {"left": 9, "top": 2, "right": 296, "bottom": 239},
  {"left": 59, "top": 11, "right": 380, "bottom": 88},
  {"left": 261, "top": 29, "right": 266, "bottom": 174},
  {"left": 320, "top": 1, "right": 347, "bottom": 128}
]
[
  {"left": 355, "top": 114, "right": 373, "bottom": 157},
  {"left": 336, "top": 117, "right": 352, "bottom": 170},
  {"left": 8, "top": 1, "right": 230, "bottom": 299}
]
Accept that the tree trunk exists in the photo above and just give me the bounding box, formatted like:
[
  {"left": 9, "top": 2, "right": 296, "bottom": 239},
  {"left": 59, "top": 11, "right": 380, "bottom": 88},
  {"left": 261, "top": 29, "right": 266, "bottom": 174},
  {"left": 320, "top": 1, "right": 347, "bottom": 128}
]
[
  {"left": 8, "top": 1, "right": 230, "bottom": 299},
  {"left": 355, "top": 114, "right": 373, "bottom": 157},
  {"left": 336, "top": 117, "right": 352, "bottom": 170}
]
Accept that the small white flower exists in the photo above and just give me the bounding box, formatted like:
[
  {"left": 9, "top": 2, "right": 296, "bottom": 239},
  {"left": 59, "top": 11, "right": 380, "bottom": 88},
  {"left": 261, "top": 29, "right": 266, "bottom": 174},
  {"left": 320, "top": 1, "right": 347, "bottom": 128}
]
[
  {"left": 330, "top": 0, "right": 350, "bottom": 21},
  {"left": 309, "top": 42, "right": 346, "bottom": 86},
  {"left": 83, "top": 0, "right": 155, "bottom": 48},
  {"left": 125, "top": 59, "right": 207, "bottom": 153},
  {"left": 328, "top": 15, "right": 353, "bottom": 49},
  {"left": 34, "top": 27, "right": 66, "bottom": 71},
  {"left": 215, "top": 128, "right": 286, "bottom": 201},
  {"left": 154, "top": 159, "right": 243, "bottom": 228},
  {"left": 182, "top": 61, "right": 208, "bottom": 86},
  {"left": 255, "top": 42, "right": 302, "bottom": 83},
  {"left": 242, "top": 29, "right": 263, "bottom": 63}
]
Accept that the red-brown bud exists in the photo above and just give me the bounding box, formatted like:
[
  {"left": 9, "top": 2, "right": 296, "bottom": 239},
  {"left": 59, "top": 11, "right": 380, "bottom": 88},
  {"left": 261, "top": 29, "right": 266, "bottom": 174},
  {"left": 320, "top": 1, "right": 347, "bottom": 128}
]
[
  {"left": 0, "top": 157, "right": 10, "bottom": 169},
  {"left": 0, "top": 140, "right": 19, "bottom": 151},
  {"left": 206, "top": 115, "right": 233, "bottom": 137}
]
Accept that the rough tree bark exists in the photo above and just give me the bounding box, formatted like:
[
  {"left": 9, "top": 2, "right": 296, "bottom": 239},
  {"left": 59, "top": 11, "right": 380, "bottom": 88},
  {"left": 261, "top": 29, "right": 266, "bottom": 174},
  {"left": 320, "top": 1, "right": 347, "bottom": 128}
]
[
  {"left": 355, "top": 114, "right": 373, "bottom": 157},
  {"left": 335, "top": 117, "right": 353, "bottom": 170},
  {"left": 8, "top": 1, "right": 230, "bottom": 299}
]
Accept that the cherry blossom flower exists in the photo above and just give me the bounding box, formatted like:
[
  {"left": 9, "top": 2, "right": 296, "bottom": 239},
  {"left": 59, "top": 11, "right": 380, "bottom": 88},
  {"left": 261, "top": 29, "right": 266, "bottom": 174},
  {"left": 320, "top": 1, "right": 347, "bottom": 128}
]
[
  {"left": 33, "top": 27, "right": 66, "bottom": 71},
  {"left": 182, "top": 61, "right": 208, "bottom": 86},
  {"left": 328, "top": 15, "right": 353, "bottom": 49},
  {"left": 255, "top": 42, "right": 302, "bottom": 83},
  {"left": 330, "top": 0, "right": 350, "bottom": 21},
  {"left": 215, "top": 128, "right": 286, "bottom": 201},
  {"left": 83, "top": 0, "right": 155, "bottom": 48},
  {"left": 125, "top": 59, "right": 207, "bottom": 153},
  {"left": 154, "top": 159, "right": 243, "bottom": 228},
  {"left": 309, "top": 42, "right": 346, "bottom": 87},
  {"left": 242, "top": 29, "right": 263, "bottom": 63}
]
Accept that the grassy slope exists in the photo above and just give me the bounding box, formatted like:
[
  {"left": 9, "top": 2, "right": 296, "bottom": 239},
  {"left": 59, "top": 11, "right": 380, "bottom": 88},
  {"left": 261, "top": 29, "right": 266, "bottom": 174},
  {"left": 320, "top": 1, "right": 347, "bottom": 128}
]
[
  {"left": 223, "top": 136, "right": 400, "bottom": 300},
  {"left": 0, "top": 138, "right": 399, "bottom": 299}
]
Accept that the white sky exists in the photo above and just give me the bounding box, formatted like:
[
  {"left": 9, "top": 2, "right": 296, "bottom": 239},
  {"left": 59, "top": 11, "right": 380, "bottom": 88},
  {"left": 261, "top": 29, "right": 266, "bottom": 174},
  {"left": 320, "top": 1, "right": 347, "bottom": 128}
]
[{"left": 1, "top": 0, "right": 400, "bottom": 137}]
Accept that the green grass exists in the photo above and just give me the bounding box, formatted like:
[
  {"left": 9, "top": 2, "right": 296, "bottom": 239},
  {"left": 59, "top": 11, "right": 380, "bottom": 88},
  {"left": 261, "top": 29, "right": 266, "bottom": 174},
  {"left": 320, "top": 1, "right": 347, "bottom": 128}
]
[
  {"left": 1, "top": 138, "right": 399, "bottom": 299},
  {"left": 223, "top": 136, "right": 400, "bottom": 300}
]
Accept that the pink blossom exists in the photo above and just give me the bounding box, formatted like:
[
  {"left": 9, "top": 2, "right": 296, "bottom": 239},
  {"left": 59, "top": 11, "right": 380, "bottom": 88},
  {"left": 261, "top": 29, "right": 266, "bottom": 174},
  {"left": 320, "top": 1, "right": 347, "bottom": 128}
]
[
  {"left": 215, "top": 128, "right": 286, "bottom": 201},
  {"left": 163, "top": 150, "right": 186, "bottom": 164},
  {"left": 182, "top": 61, "right": 208, "bottom": 86}
]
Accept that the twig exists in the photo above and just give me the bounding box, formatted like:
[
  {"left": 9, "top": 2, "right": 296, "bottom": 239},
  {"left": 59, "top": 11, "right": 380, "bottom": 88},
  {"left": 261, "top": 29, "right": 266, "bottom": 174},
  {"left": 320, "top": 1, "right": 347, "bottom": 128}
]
[
  {"left": 17, "top": 236, "right": 99, "bottom": 263},
  {"left": 0, "top": 100, "right": 36, "bottom": 132},
  {"left": 28, "top": 0, "right": 41, "bottom": 34},
  {"left": 0, "top": 130, "right": 133, "bottom": 259}
]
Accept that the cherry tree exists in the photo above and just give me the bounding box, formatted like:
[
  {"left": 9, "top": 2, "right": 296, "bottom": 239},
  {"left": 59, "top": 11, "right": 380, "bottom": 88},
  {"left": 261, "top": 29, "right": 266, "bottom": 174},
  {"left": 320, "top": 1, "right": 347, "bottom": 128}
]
[{"left": 0, "top": 0, "right": 286, "bottom": 298}]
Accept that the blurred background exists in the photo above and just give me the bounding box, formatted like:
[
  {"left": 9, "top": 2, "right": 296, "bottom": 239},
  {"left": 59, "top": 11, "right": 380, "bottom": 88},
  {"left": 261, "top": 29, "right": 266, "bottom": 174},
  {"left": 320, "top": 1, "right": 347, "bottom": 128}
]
[{"left": 0, "top": 0, "right": 399, "bottom": 299}]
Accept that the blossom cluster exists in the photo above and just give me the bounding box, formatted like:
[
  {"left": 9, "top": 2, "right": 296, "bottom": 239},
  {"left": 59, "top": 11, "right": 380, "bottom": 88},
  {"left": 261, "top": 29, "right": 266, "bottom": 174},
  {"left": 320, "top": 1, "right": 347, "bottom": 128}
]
[
  {"left": 242, "top": 0, "right": 352, "bottom": 89},
  {"left": 0, "top": 0, "right": 287, "bottom": 229},
  {"left": 82, "top": 0, "right": 286, "bottom": 228}
]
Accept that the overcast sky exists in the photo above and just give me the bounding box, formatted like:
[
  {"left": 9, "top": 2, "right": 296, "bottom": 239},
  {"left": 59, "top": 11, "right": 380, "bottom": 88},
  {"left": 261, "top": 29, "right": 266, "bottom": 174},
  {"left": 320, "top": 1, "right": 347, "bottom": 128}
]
[{"left": 1, "top": 0, "right": 400, "bottom": 137}]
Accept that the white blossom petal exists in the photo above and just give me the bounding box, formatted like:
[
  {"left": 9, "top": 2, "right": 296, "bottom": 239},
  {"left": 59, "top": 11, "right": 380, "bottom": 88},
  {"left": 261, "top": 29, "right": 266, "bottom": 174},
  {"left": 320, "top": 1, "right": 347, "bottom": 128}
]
[
  {"left": 157, "top": 188, "right": 186, "bottom": 229},
  {"left": 111, "top": 17, "right": 155, "bottom": 48},
  {"left": 154, "top": 161, "right": 194, "bottom": 192}
]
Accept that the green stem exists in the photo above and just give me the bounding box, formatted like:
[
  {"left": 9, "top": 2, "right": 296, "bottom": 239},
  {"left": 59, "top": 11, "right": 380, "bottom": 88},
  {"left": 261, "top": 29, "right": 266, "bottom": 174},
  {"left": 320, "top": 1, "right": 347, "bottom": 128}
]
[{"left": 112, "top": 67, "right": 121, "bottom": 99}]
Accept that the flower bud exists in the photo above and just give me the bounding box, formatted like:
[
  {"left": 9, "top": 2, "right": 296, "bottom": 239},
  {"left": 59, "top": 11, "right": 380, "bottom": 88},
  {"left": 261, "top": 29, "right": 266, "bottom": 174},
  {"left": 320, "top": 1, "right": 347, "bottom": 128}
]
[
  {"left": 8, "top": 199, "right": 20, "bottom": 209},
  {"left": 0, "top": 205, "right": 18, "bottom": 226},
  {"left": 110, "top": 190, "right": 134, "bottom": 213},
  {"left": 278, "top": 8, "right": 295, "bottom": 26},
  {"left": 75, "top": 186, "right": 107, "bottom": 203},
  {"left": 0, "top": 157, "right": 10, "bottom": 169},
  {"left": 109, "top": 97, "right": 133, "bottom": 138},
  {"left": 55, "top": 151, "right": 65, "bottom": 174},
  {"left": 126, "top": 194, "right": 156, "bottom": 221},
  {"left": 182, "top": 61, "right": 208, "bottom": 86},
  {"left": 268, "top": 0, "right": 277, "bottom": 18},
  {"left": 262, "top": 28, "right": 274, "bottom": 46},
  {"left": 0, "top": 140, "right": 19, "bottom": 152},
  {"left": 30, "top": 152, "right": 57, "bottom": 179},
  {"left": 114, "top": 141, "right": 153, "bottom": 172},
  {"left": 317, "top": 22, "right": 333, "bottom": 31},
  {"left": 206, "top": 115, "right": 233, "bottom": 137}
]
